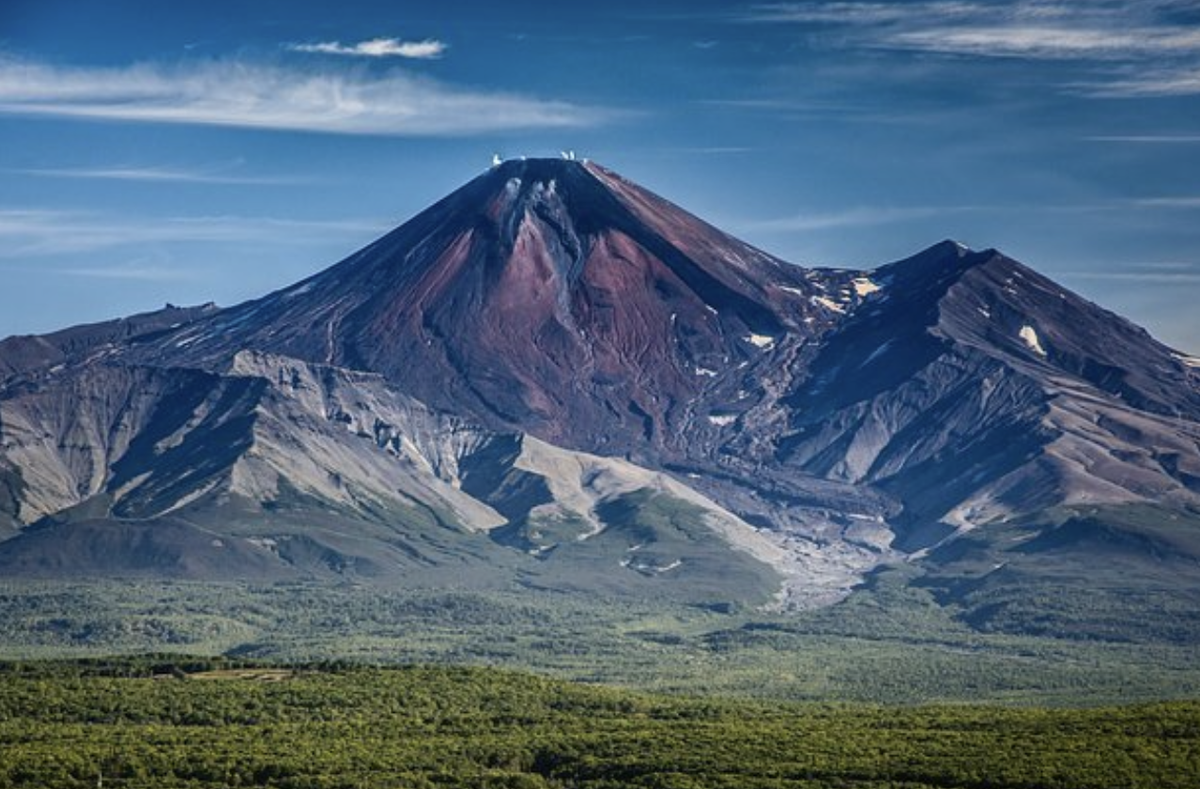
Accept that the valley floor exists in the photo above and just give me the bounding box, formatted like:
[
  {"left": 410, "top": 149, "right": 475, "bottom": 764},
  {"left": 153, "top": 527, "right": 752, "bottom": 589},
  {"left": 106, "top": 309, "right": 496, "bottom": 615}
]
[
  {"left": 0, "top": 660, "right": 1197, "bottom": 788},
  {"left": 1, "top": 576, "right": 1198, "bottom": 706}
]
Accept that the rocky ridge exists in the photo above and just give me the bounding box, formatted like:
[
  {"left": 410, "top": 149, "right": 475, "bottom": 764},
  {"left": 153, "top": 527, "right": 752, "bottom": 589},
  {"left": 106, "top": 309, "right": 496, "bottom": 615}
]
[{"left": 2, "top": 159, "right": 1198, "bottom": 612}]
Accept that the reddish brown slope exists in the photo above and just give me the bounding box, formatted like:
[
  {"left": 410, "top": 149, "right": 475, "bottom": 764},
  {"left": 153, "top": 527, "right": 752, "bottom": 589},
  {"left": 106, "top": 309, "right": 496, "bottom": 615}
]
[{"left": 131, "top": 159, "right": 841, "bottom": 454}]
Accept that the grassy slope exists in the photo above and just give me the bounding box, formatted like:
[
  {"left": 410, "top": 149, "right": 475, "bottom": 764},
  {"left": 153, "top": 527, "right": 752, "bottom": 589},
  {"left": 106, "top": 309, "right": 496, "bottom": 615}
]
[
  {"left": 0, "top": 662, "right": 1197, "bottom": 789},
  {"left": 1, "top": 501, "right": 1198, "bottom": 705},
  {"left": 915, "top": 504, "right": 1200, "bottom": 643},
  {"left": 2, "top": 574, "right": 1198, "bottom": 706}
]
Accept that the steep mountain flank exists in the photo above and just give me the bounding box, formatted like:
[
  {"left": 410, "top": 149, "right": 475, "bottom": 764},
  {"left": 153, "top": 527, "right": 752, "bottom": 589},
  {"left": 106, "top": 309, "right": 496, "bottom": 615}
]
[{"left": 2, "top": 159, "right": 1198, "bottom": 618}]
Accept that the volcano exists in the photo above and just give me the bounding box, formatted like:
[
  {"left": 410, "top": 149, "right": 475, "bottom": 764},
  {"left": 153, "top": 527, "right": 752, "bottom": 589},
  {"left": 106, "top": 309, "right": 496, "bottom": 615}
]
[
  {"left": 2, "top": 158, "right": 1199, "bottom": 625},
  {"left": 121, "top": 159, "right": 848, "bottom": 456}
]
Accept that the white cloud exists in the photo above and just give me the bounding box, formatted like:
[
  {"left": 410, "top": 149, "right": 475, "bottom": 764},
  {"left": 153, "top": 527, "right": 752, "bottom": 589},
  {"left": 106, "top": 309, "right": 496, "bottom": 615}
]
[
  {"left": 741, "top": 1, "right": 1200, "bottom": 95},
  {"left": 288, "top": 37, "right": 447, "bottom": 59},
  {"left": 677, "top": 146, "right": 755, "bottom": 154},
  {"left": 1059, "top": 270, "right": 1200, "bottom": 283},
  {"left": 745, "top": 205, "right": 976, "bottom": 233},
  {"left": 0, "top": 208, "right": 388, "bottom": 256},
  {"left": 0, "top": 55, "right": 610, "bottom": 136},
  {"left": 58, "top": 263, "right": 194, "bottom": 282},
  {"left": 1133, "top": 196, "right": 1200, "bottom": 208},
  {"left": 1084, "top": 67, "right": 1200, "bottom": 97},
  {"left": 743, "top": 2, "right": 982, "bottom": 25},
  {"left": 888, "top": 25, "right": 1200, "bottom": 60},
  {"left": 1085, "top": 135, "right": 1200, "bottom": 143},
  {"left": 12, "top": 165, "right": 297, "bottom": 185}
]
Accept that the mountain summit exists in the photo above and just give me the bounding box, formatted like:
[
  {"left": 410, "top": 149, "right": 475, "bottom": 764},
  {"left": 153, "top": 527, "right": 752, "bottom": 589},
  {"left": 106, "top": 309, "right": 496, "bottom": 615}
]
[
  {"left": 129, "top": 159, "right": 840, "bottom": 454},
  {"left": 2, "top": 160, "right": 1199, "bottom": 623}
]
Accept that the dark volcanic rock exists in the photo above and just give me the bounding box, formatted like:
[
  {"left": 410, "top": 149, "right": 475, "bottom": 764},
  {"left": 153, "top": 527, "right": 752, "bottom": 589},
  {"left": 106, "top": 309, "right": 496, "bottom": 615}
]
[
  {"left": 0, "top": 303, "right": 216, "bottom": 380},
  {"left": 2, "top": 159, "right": 1199, "bottom": 611},
  {"left": 121, "top": 160, "right": 843, "bottom": 457}
]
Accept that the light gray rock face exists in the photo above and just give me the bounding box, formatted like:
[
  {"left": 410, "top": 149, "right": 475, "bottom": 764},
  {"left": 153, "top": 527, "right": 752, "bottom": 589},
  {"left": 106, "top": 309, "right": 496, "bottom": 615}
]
[
  {"left": 765, "top": 242, "right": 1200, "bottom": 545},
  {"left": 0, "top": 350, "right": 785, "bottom": 603},
  {"left": 2, "top": 160, "right": 1199, "bottom": 611}
]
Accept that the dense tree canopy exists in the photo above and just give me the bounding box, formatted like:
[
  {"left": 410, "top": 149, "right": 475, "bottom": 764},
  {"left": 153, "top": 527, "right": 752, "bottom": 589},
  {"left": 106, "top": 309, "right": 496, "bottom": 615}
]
[{"left": 0, "top": 661, "right": 1196, "bottom": 788}]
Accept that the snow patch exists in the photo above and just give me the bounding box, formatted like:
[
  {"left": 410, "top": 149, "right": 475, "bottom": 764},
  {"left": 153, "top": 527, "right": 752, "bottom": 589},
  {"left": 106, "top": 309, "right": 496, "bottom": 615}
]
[
  {"left": 744, "top": 333, "right": 775, "bottom": 349},
  {"left": 1173, "top": 353, "right": 1200, "bottom": 368},
  {"left": 695, "top": 366, "right": 718, "bottom": 378},
  {"left": 1019, "top": 325, "right": 1047, "bottom": 357},
  {"left": 977, "top": 307, "right": 991, "bottom": 319},
  {"left": 778, "top": 285, "right": 807, "bottom": 297},
  {"left": 852, "top": 277, "right": 881, "bottom": 297},
  {"left": 812, "top": 296, "right": 846, "bottom": 314},
  {"left": 708, "top": 414, "right": 737, "bottom": 427},
  {"left": 282, "top": 281, "right": 316, "bottom": 300}
]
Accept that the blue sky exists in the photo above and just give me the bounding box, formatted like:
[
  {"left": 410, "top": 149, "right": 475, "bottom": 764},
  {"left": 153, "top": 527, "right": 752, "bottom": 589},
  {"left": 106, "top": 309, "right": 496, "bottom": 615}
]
[{"left": 1, "top": 0, "right": 1198, "bottom": 351}]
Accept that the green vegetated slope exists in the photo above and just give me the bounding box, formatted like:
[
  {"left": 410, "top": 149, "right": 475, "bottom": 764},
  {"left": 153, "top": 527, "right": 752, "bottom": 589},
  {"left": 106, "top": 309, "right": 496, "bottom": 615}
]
[
  {"left": 0, "top": 661, "right": 1197, "bottom": 789},
  {"left": 2, "top": 573, "right": 1199, "bottom": 706},
  {"left": 915, "top": 504, "right": 1200, "bottom": 644},
  {"left": 1, "top": 498, "right": 1198, "bottom": 707}
]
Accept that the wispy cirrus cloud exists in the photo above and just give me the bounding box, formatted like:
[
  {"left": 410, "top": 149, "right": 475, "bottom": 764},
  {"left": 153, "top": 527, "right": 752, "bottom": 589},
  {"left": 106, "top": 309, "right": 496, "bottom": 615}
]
[
  {"left": 743, "top": 2, "right": 981, "bottom": 25},
  {"left": 288, "top": 37, "right": 447, "bottom": 59},
  {"left": 57, "top": 262, "right": 196, "bottom": 282},
  {"left": 12, "top": 165, "right": 298, "bottom": 185},
  {"left": 1067, "top": 272, "right": 1200, "bottom": 283},
  {"left": 1083, "top": 67, "right": 1200, "bottom": 97},
  {"left": 741, "top": 1, "right": 1200, "bottom": 96},
  {"left": 1058, "top": 261, "right": 1200, "bottom": 283},
  {"left": 0, "top": 55, "right": 611, "bottom": 135},
  {"left": 1086, "top": 134, "right": 1200, "bottom": 143},
  {"left": 0, "top": 208, "right": 388, "bottom": 257},
  {"left": 740, "top": 195, "right": 1199, "bottom": 235},
  {"left": 1133, "top": 196, "right": 1200, "bottom": 209},
  {"left": 742, "top": 204, "right": 979, "bottom": 233},
  {"left": 888, "top": 25, "right": 1200, "bottom": 60}
]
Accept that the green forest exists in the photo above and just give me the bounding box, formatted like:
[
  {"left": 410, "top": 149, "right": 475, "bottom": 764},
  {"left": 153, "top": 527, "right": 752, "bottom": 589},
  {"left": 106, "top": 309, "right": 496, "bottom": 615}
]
[
  {"left": 0, "top": 659, "right": 1197, "bottom": 788},
  {"left": 3, "top": 577, "right": 1199, "bottom": 705}
]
